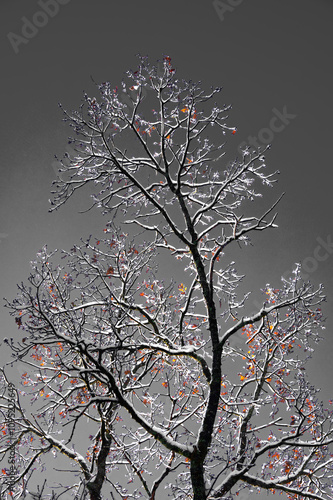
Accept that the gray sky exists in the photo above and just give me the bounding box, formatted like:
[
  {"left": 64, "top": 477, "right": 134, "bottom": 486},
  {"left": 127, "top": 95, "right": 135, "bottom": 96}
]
[{"left": 1, "top": 0, "right": 332, "bottom": 409}]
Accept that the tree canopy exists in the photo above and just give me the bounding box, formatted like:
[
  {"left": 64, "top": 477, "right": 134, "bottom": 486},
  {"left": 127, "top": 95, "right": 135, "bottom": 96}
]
[{"left": 1, "top": 55, "right": 332, "bottom": 500}]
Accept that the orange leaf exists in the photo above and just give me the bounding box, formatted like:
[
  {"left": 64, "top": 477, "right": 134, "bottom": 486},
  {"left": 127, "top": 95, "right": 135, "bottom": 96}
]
[{"left": 106, "top": 266, "right": 114, "bottom": 275}]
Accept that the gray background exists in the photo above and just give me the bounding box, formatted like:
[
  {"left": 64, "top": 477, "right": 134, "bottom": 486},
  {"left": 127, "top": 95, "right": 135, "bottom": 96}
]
[{"left": 0, "top": 0, "right": 332, "bottom": 472}]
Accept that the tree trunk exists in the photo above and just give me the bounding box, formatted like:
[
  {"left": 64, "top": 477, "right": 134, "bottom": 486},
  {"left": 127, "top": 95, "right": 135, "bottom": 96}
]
[
  {"left": 87, "top": 424, "right": 112, "bottom": 500},
  {"left": 191, "top": 458, "right": 207, "bottom": 500},
  {"left": 87, "top": 485, "right": 102, "bottom": 500}
]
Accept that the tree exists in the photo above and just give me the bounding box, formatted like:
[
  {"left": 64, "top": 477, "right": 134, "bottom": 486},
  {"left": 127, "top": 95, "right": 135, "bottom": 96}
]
[{"left": 1, "top": 55, "right": 332, "bottom": 500}]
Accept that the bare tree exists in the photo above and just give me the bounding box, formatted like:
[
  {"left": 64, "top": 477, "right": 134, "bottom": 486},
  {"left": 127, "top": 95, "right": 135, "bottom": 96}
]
[{"left": 1, "top": 55, "right": 332, "bottom": 500}]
